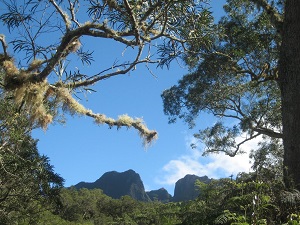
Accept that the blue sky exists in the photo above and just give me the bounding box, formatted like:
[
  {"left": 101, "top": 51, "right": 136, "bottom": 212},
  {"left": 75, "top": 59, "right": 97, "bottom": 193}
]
[{"left": 2, "top": 0, "right": 257, "bottom": 195}]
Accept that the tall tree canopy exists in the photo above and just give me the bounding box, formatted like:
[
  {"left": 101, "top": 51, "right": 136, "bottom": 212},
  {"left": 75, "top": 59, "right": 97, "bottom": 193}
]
[
  {"left": 163, "top": 0, "right": 300, "bottom": 189},
  {"left": 163, "top": 0, "right": 282, "bottom": 155},
  {"left": 0, "top": 0, "right": 212, "bottom": 146}
]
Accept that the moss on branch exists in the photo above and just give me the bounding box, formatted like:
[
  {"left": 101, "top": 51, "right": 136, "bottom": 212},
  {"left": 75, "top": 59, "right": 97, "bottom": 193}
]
[{"left": 56, "top": 87, "right": 158, "bottom": 146}]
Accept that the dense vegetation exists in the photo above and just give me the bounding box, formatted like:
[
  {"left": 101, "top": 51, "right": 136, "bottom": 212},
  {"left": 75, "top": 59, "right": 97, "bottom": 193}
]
[
  {"left": 16, "top": 173, "right": 300, "bottom": 225},
  {"left": 1, "top": 0, "right": 300, "bottom": 224},
  {"left": 0, "top": 76, "right": 64, "bottom": 224}
]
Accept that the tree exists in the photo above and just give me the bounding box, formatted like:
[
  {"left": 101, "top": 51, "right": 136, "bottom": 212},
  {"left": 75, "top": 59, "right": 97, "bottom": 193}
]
[
  {"left": 162, "top": 0, "right": 300, "bottom": 188},
  {"left": 58, "top": 187, "right": 105, "bottom": 222},
  {"left": 0, "top": 0, "right": 212, "bottom": 146},
  {"left": 163, "top": 0, "right": 282, "bottom": 155},
  {"left": 0, "top": 90, "right": 64, "bottom": 224}
]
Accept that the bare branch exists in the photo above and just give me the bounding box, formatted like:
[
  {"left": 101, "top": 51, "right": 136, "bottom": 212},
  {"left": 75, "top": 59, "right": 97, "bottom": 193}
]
[
  {"left": 203, "top": 133, "right": 261, "bottom": 157},
  {"left": 68, "top": 0, "right": 80, "bottom": 28},
  {"left": 37, "top": 30, "right": 78, "bottom": 81},
  {"left": 123, "top": 0, "right": 140, "bottom": 44},
  {"left": 230, "top": 133, "right": 261, "bottom": 157},
  {"left": 68, "top": 60, "right": 157, "bottom": 88},
  {"left": 82, "top": 23, "right": 136, "bottom": 45},
  {"left": 66, "top": 47, "right": 159, "bottom": 89},
  {"left": 49, "top": 0, "right": 71, "bottom": 30}
]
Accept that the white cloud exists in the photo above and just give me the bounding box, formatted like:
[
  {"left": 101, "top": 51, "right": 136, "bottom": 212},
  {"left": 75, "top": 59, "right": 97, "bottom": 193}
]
[{"left": 156, "top": 134, "right": 261, "bottom": 186}]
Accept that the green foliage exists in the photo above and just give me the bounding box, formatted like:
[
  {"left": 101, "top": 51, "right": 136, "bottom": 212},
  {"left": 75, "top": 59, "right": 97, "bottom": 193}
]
[
  {"left": 58, "top": 188, "right": 104, "bottom": 222},
  {"left": 0, "top": 91, "right": 64, "bottom": 224},
  {"left": 185, "top": 175, "right": 292, "bottom": 224},
  {"left": 22, "top": 173, "right": 300, "bottom": 225},
  {"left": 282, "top": 214, "right": 300, "bottom": 225},
  {"left": 160, "top": 1, "right": 292, "bottom": 220},
  {"left": 214, "top": 210, "right": 247, "bottom": 225},
  {"left": 53, "top": 187, "right": 183, "bottom": 225},
  {"left": 162, "top": 0, "right": 282, "bottom": 157}
]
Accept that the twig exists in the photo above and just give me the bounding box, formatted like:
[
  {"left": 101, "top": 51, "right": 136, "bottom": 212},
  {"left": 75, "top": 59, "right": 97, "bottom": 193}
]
[
  {"left": 49, "top": 0, "right": 71, "bottom": 30},
  {"left": 68, "top": 0, "right": 81, "bottom": 28}
]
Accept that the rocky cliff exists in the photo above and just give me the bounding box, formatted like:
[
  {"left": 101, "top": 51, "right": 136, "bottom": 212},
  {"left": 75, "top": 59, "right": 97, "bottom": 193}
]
[
  {"left": 75, "top": 169, "right": 150, "bottom": 201},
  {"left": 74, "top": 170, "right": 212, "bottom": 202},
  {"left": 172, "top": 174, "right": 212, "bottom": 202}
]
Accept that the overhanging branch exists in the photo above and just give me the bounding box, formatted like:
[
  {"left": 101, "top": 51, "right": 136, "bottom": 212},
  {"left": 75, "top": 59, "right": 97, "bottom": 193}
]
[
  {"left": 37, "top": 24, "right": 136, "bottom": 81},
  {"left": 56, "top": 87, "right": 158, "bottom": 146},
  {"left": 229, "top": 133, "right": 261, "bottom": 157},
  {"left": 252, "top": 126, "right": 283, "bottom": 138}
]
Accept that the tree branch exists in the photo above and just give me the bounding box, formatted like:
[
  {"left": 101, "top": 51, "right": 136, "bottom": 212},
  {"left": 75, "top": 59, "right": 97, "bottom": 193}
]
[
  {"left": 65, "top": 46, "right": 159, "bottom": 89},
  {"left": 68, "top": 59, "right": 158, "bottom": 89},
  {"left": 123, "top": 0, "right": 140, "bottom": 44},
  {"left": 230, "top": 133, "right": 261, "bottom": 157},
  {"left": 140, "top": 1, "right": 163, "bottom": 22},
  {"left": 68, "top": 0, "right": 80, "bottom": 28},
  {"left": 1, "top": 0, "right": 209, "bottom": 146},
  {"left": 37, "top": 30, "right": 79, "bottom": 80},
  {"left": 49, "top": 0, "right": 71, "bottom": 30},
  {"left": 252, "top": 126, "right": 283, "bottom": 138},
  {"left": 56, "top": 87, "right": 158, "bottom": 146},
  {"left": 37, "top": 22, "right": 137, "bottom": 81}
]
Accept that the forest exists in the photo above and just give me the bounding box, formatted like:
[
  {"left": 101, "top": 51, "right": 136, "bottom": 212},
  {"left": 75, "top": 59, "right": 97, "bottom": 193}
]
[{"left": 1, "top": 0, "right": 300, "bottom": 224}]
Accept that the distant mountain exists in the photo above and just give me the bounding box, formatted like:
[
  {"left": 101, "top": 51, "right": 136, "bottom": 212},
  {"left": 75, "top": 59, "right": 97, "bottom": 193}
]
[
  {"left": 74, "top": 169, "right": 213, "bottom": 203},
  {"left": 172, "top": 174, "right": 212, "bottom": 202},
  {"left": 146, "top": 188, "right": 172, "bottom": 203},
  {"left": 74, "top": 169, "right": 150, "bottom": 202}
]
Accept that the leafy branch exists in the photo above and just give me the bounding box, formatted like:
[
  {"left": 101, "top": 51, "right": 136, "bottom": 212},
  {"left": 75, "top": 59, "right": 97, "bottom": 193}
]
[{"left": 0, "top": 0, "right": 211, "bottom": 144}]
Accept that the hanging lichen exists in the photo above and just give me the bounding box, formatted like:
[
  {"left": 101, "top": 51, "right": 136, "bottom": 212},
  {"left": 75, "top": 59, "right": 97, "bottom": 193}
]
[
  {"left": 13, "top": 79, "right": 53, "bottom": 130},
  {"left": 55, "top": 87, "right": 158, "bottom": 146},
  {"left": 0, "top": 56, "right": 158, "bottom": 145}
]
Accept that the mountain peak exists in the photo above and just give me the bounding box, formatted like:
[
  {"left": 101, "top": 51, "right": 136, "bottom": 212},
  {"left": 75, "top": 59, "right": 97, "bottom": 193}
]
[
  {"left": 146, "top": 188, "right": 172, "bottom": 203},
  {"left": 173, "top": 174, "right": 212, "bottom": 202},
  {"left": 74, "top": 170, "right": 213, "bottom": 203},
  {"left": 74, "top": 169, "right": 150, "bottom": 201}
]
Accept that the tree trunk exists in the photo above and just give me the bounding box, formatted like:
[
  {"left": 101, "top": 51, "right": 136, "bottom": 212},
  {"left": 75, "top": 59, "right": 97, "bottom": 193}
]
[{"left": 278, "top": 0, "right": 300, "bottom": 189}]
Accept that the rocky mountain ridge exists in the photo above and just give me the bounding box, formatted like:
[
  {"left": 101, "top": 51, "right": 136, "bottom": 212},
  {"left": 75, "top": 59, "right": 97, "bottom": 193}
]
[{"left": 73, "top": 169, "right": 212, "bottom": 202}]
